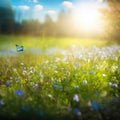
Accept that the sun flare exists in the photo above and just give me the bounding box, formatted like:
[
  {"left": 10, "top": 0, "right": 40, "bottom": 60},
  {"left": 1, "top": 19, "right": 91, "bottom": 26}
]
[{"left": 73, "top": 3, "right": 103, "bottom": 34}]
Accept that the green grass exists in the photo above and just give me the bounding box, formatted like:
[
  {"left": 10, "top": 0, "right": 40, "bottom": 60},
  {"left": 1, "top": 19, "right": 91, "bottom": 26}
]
[
  {"left": 0, "top": 35, "right": 110, "bottom": 50},
  {"left": 0, "top": 35, "right": 120, "bottom": 120}
]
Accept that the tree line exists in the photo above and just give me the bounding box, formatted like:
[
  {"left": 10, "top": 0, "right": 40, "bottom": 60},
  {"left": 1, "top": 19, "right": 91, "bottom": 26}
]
[{"left": 0, "top": 0, "right": 120, "bottom": 43}]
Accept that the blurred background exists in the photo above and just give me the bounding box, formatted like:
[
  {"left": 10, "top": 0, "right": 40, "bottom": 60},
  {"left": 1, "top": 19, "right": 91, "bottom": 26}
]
[{"left": 0, "top": 0, "right": 120, "bottom": 43}]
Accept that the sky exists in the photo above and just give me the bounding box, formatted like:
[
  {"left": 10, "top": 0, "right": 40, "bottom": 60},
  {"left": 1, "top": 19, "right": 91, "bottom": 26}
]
[{"left": 3, "top": 0, "right": 104, "bottom": 22}]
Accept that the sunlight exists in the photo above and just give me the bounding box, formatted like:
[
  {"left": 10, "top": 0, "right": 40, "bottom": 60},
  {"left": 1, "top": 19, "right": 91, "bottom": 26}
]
[{"left": 73, "top": 3, "right": 104, "bottom": 34}]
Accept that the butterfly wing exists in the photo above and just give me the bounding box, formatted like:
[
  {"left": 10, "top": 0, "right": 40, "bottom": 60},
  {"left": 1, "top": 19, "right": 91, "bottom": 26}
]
[{"left": 16, "top": 45, "right": 24, "bottom": 52}]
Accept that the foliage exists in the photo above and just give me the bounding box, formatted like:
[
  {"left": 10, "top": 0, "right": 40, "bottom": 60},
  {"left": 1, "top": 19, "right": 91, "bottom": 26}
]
[
  {"left": 102, "top": 0, "right": 120, "bottom": 43},
  {"left": 0, "top": 0, "right": 14, "bottom": 34}
]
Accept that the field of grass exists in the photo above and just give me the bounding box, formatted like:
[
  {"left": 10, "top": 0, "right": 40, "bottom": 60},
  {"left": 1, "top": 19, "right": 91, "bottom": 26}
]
[{"left": 0, "top": 35, "right": 120, "bottom": 120}]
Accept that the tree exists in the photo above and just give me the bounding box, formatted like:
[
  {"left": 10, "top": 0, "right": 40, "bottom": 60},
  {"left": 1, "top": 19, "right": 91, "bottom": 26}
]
[
  {"left": 57, "top": 10, "right": 74, "bottom": 37},
  {"left": 0, "top": 0, "right": 15, "bottom": 34},
  {"left": 102, "top": 0, "right": 120, "bottom": 42},
  {"left": 42, "top": 14, "right": 56, "bottom": 36}
]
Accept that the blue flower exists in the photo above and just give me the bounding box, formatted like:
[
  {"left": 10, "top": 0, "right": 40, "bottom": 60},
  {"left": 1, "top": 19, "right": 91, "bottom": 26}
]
[
  {"left": 40, "top": 65, "right": 44, "bottom": 69},
  {"left": 0, "top": 100, "right": 5, "bottom": 106},
  {"left": 82, "top": 70, "right": 86, "bottom": 74},
  {"left": 91, "top": 101, "right": 100, "bottom": 111},
  {"left": 22, "top": 106, "right": 29, "bottom": 112},
  {"left": 95, "top": 91, "right": 99, "bottom": 94},
  {"left": 6, "top": 81, "right": 10, "bottom": 87},
  {"left": 112, "top": 97, "right": 119, "bottom": 103},
  {"left": 59, "top": 86, "right": 63, "bottom": 89},
  {"left": 52, "top": 84, "right": 58, "bottom": 89},
  {"left": 52, "top": 84, "right": 63, "bottom": 90},
  {"left": 73, "top": 108, "right": 82, "bottom": 116},
  {"left": 92, "top": 66, "right": 97, "bottom": 69},
  {"left": 74, "top": 63, "right": 79, "bottom": 68},
  {"left": 89, "top": 71, "right": 94, "bottom": 75},
  {"left": 37, "top": 111, "right": 44, "bottom": 117},
  {"left": 83, "top": 80, "right": 88, "bottom": 85},
  {"left": 14, "top": 90, "right": 24, "bottom": 96},
  {"left": 74, "top": 86, "right": 79, "bottom": 90},
  {"left": 112, "top": 83, "right": 118, "bottom": 88}
]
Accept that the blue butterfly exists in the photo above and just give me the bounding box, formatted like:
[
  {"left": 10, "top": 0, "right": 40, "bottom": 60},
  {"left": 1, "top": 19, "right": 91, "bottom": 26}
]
[{"left": 16, "top": 44, "right": 24, "bottom": 52}]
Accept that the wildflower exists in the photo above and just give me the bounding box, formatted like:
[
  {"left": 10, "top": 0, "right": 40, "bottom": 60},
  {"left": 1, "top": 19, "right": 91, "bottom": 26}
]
[
  {"left": 95, "top": 91, "right": 99, "bottom": 95},
  {"left": 73, "top": 108, "right": 82, "bottom": 116},
  {"left": 112, "top": 56, "right": 118, "bottom": 61},
  {"left": 89, "top": 71, "right": 94, "bottom": 75},
  {"left": 34, "top": 84, "right": 38, "bottom": 87},
  {"left": 113, "top": 76, "right": 117, "bottom": 80},
  {"left": 22, "top": 106, "right": 29, "bottom": 112},
  {"left": 40, "top": 65, "right": 44, "bottom": 69},
  {"left": 83, "top": 80, "right": 88, "bottom": 85},
  {"left": 88, "top": 100, "right": 92, "bottom": 106},
  {"left": 74, "top": 63, "right": 79, "bottom": 68},
  {"left": 112, "top": 83, "right": 118, "bottom": 88},
  {"left": 37, "top": 111, "right": 44, "bottom": 117},
  {"left": 112, "top": 66, "right": 118, "bottom": 72},
  {"left": 59, "top": 85, "right": 63, "bottom": 89},
  {"left": 30, "top": 66, "right": 34, "bottom": 70},
  {"left": 50, "top": 78, "right": 54, "bottom": 82},
  {"left": 33, "top": 84, "right": 38, "bottom": 91},
  {"left": 55, "top": 57, "right": 60, "bottom": 62},
  {"left": 74, "top": 86, "right": 79, "bottom": 90},
  {"left": 112, "top": 97, "right": 119, "bottom": 103},
  {"left": 47, "top": 94, "right": 52, "bottom": 98},
  {"left": 52, "top": 84, "right": 63, "bottom": 90},
  {"left": 23, "top": 67, "right": 27, "bottom": 70},
  {"left": 0, "top": 100, "right": 5, "bottom": 106},
  {"left": 73, "top": 94, "right": 79, "bottom": 102},
  {"left": 44, "top": 60, "right": 49, "bottom": 64},
  {"left": 52, "top": 84, "right": 58, "bottom": 90},
  {"left": 82, "top": 70, "right": 86, "bottom": 74},
  {"left": 108, "top": 82, "right": 112, "bottom": 86},
  {"left": 23, "top": 70, "right": 27, "bottom": 75},
  {"left": 66, "top": 107, "right": 72, "bottom": 112},
  {"left": 20, "top": 63, "right": 24, "bottom": 66},
  {"left": 88, "top": 59, "right": 90, "bottom": 63},
  {"left": 6, "top": 80, "right": 11, "bottom": 87},
  {"left": 13, "top": 68, "right": 17, "bottom": 72},
  {"left": 29, "top": 70, "right": 33, "bottom": 74},
  {"left": 30, "top": 82, "right": 34, "bottom": 86},
  {"left": 102, "top": 74, "right": 106, "bottom": 77},
  {"left": 91, "top": 101, "right": 100, "bottom": 111},
  {"left": 54, "top": 70, "right": 58, "bottom": 74},
  {"left": 14, "top": 90, "right": 24, "bottom": 96},
  {"left": 92, "top": 66, "right": 97, "bottom": 69}
]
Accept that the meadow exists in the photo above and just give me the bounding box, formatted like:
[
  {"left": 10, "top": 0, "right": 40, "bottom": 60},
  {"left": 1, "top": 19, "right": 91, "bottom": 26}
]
[{"left": 0, "top": 35, "right": 120, "bottom": 120}]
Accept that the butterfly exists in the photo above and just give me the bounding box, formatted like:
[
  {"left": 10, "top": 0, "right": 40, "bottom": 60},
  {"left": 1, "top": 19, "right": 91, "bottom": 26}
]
[{"left": 16, "top": 44, "right": 24, "bottom": 52}]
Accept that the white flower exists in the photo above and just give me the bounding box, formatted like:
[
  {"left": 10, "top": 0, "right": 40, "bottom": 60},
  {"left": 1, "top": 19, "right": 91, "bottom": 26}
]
[
  {"left": 20, "top": 63, "right": 24, "bottom": 66},
  {"left": 47, "top": 94, "right": 52, "bottom": 98},
  {"left": 13, "top": 68, "right": 17, "bottom": 72},
  {"left": 88, "top": 100, "right": 92, "bottom": 106},
  {"left": 83, "top": 80, "right": 88, "bottom": 85},
  {"left": 22, "top": 70, "right": 27, "bottom": 75},
  {"left": 55, "top": 57, "right": 60, "bottom": 62},
  {"left": 54, "top": 71, "right": 58, "bottom": 74},
  {"left": 108, "top": 82, "right": 112, "bottom": 86},
  {"left": 73, "top": 94, "right": 79, "bottom": 102},
  {"left": 102, "top": 74, "right": 106, "bottom": 77}
]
